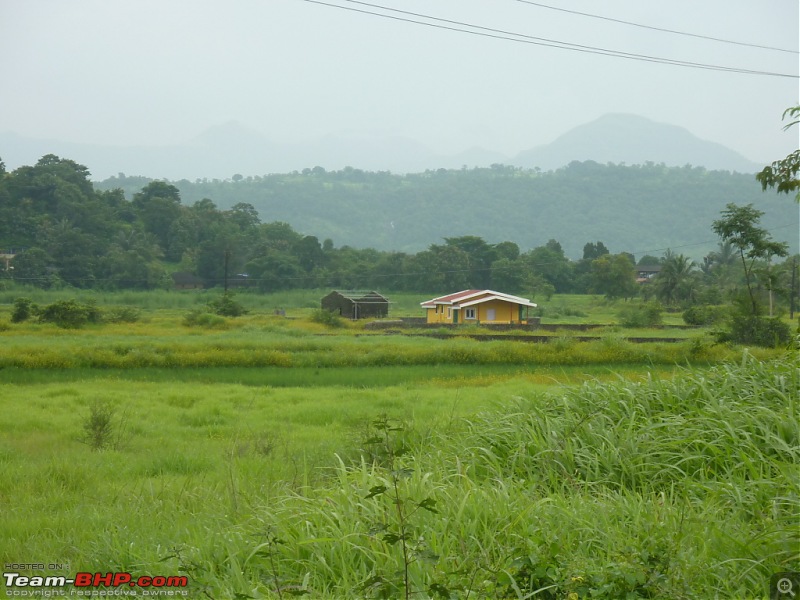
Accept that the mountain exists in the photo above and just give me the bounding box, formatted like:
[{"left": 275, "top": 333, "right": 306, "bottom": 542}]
[
  {"left": 1, "top": 114, "right": 761, "bottom": 180},
  {"left": 512, "top": 114, "right": 761, "bottom": 173}
]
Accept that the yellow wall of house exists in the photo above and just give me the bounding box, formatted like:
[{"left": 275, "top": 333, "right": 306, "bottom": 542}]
[
  {"left": 426, "top": 300, "right": 528, "bottom": 324},
  {"left": 426, "top": 306, "right": 455, "bottom": 323},
  {"left": 469, "top": 300, "right": 516, "bottom": 323}
]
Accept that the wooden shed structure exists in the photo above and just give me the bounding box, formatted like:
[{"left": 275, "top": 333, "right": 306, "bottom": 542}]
[
  {"left": 321, "top": 290, "right": 390, "bottom": 319},
  {"left": 172, "top": 271, "right": 205, "bottom": 290}
]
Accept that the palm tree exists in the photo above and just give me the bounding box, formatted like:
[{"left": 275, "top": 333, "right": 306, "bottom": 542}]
[{"left": 653, "top": 250, "right": 696, "bottom": 306}]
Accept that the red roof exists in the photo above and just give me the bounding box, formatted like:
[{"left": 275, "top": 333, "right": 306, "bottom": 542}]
[{"left": 420, "top": 289, "right": 536, "bottom": 309}]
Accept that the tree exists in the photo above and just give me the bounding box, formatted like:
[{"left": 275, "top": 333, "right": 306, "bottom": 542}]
[
  {"left": 590, "top": 253, "right": 637, "bottom": 300},
  {"left": 583, "top": 241, "right": 609, "bottom": 261},
  {"left": 756, "top": 106, "right": 800, "bottom": 202},
  {"left": 712, "top": 203, "right": 788, "bottom": 315},
  {"left": 653, "top": 250, "right": 697, "bottom": 306}
]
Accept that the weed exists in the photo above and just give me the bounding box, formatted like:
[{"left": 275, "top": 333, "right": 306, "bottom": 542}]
[
  {"left": 310, "top": 308, "right": 346, "bottom": 328},
  {"left": 80, "top": 400, "right": 129, "bottom": 451}
]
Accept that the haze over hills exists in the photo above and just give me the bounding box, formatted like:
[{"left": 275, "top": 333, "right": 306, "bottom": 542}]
[
  {"left": 513, "top": 114, "right": 762, "bottom": 173},
  {"left": 1, "top": 114, "right": 763, "bottom": 180}
]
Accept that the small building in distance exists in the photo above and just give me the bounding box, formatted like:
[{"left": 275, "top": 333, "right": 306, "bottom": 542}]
[
  {"left": 321, "top": 290, "right": 390, "bottom": 319},
  {"left": 420, "top": 289, "right": 537, "bottom": 325},
  {"left": 636, "top": 265, "right": 662, "bottom": 284},
  {"left": 172, "top": 272, "right": 205, "bottom": 290}
]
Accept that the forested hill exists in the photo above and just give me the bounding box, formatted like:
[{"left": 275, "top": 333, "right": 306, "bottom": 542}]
[{"left": 96, "top": 162, "right": 796, "bottom": 259}]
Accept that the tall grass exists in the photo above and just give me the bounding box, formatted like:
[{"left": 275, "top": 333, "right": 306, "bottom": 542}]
[
  {"left": 1, "top": 353, "right": 796, "bottom": 597},
  {"left": 223, "top": 352, "right": 798, "bottom": 598}
]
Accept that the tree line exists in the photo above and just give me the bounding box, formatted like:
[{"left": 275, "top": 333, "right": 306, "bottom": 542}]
[{"left": 0, "top": 155, "right": 796, "bottom": 319}]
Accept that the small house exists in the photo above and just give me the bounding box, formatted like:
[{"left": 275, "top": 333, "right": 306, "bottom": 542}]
[
  {"left": 636, "top": 265, "right": 662, "bottom": 284},
  {"left": 420, "top": 289, "right": 537, "bottom": 324},
  {"left": 321, "top": 290, "right": 390, "bottom": 319},
  {"left": 172, "top": 272, "right": 204, "bottom": 290}
]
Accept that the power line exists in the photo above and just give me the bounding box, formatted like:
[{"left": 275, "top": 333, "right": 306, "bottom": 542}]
[
  {"left": 514, "top": 0, "right": 799, "bottom": 54},
  {"left": 299, "top": 0, "right": 799, "bottom": 78}
]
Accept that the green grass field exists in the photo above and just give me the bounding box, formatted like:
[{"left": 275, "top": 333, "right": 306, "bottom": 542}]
[{"left": 0, "top": 292, "right": 796, "bottom": 598}]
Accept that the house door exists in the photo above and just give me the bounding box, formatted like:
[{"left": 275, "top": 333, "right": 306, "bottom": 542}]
[
  {"left": 486, "top": 308, "right": 496, "bottom": 321},
  {"left": 453, "top": 309, "right": 459, "bottom": 324}
]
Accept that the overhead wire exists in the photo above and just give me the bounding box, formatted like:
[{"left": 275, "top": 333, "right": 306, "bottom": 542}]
[
  {"left": 513, "top": 0, "right": 799, "bottom": 55},
  {"left": 299, "top": 0, "right": 798, "bottom": 78}
]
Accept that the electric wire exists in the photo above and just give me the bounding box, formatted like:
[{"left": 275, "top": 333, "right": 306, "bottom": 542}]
[
  {"left": 513, "top": 0, "right": 799, "bottom": 54},
  {"left": 299, "top": 0, "right": 798, "bottom": 79}
]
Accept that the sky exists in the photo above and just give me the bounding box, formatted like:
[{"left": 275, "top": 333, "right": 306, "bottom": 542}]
[{"left": 0, "top": 0, "right": 798, "bottom": 169}]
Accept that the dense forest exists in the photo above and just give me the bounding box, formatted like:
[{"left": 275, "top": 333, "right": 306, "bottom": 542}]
[
  {"left": 0, "top": 155, "right": 797, "bottom": 309},
  {"left": 95, "top": 161, "right": 797, "bottom": 259}
]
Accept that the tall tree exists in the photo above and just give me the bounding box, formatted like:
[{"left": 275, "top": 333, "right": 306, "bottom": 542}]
[
  {"left": 590, "top": 253, "right": 637, "bottom": 300},
  {"left": 653, "top": 250, "right": 697, "bottom": 306},
  {"left": 712, "top": 203, "right": 789, "bottom": 315}
]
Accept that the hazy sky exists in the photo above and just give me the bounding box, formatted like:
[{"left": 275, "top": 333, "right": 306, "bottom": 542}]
[{"left": 1, "top": 0, "right": 798, "bottom": 165}]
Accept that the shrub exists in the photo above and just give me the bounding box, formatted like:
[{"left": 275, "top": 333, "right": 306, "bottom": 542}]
[
  {"left": 207, "top": 292, "right": 248, "bottom": 317},
  {"left": 683, "top": 305, "right": 728, "bottom": 326},
  {"left": 618, "top": 302, "right": 663, "bottom": 328},
  {"left": 716, "top": 314, "right": 792, "bottom": 347},
  {"left": 37, "top": 299, "right": 102, "bottom": 328},
  {"left": 183, "top": 309, "right": 227, "bottom": 328},
  {"left": 106, "top": 306, "right": 141, "bottom": 323},
  {"left": 11, "top": 297, "right": 34, "bottom": 323},
  {"left": 80, "top": 400, "right": 129, "bottom": 451},
  {"left": 310, "top": 308, "right": 345, "bottom": 328}
]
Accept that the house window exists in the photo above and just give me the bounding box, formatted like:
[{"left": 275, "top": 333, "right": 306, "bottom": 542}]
[
  {"left": 465, "top": 308, "right": 476, "bottom": 319},
  {"left": 447, "top": 307, "right": 451, "bottom": 318}
]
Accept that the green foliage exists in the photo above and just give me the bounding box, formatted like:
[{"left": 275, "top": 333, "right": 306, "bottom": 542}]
[
  {"left": 11, "top": 297, "right": 34, "bottom": 323},
  {"left": 712, "top": 203, "right": 789, "bottom": 315},
  {"left": 207, "top": 291, "right": 248, "bottom": 317},
  {"left": 716, "top": 313, "right": 792, "bottom": 347},
  {"left": 80, "top": 400, "right": 127, "bottom": 451},
  {"left": 756, "top": 106, "right": 800, "bottom": 201},
  {"left": 37, "top": 299, "right": 102, "bottom": 328},
  {"left": 105, "top": 306, "right": 141, "bottom": 323},
  {"left": 310, "top": 308, "right": 346, "bottom": 328},
  {"left": 183, "top": 309, "right": 227, "bottom": 329},
  {"left": 682, "top": 304, "right": 727, "bottom": 326},
  {"left": 590, "top": 253, "right": 637, "bottom": 299},
  {"left": 618, "top": 302, "right": 663, "bottom": 328}
]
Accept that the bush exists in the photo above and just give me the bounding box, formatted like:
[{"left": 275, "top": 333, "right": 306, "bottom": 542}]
[
  {"left": 37, "top": 299, "right": 102, "bottom": 328},
  {"left": 207, "top": 292, "right": 248, "bottom": 317},
  {"left": 106, "top": 306, "right": 141, "bottom": 323},
  {"left": 183, "top": 309, "right": 227, "bottom": 328},
  {"left": 80, "top": 400, "right": 129, "bottom": 451},
  {"left": 618, "top": 302, "right": 663, "bottom": 328},
  {"left": 310, "top": 308, "right": 345, "bottom": 328},
  {"left": 11, "top": 297, "right": 34, "bottom": 323},
  {"left": 683, "top": 305, "right": 728, "bottom": 326},
  {"left": 716, "top": 314, "right": 792, "bottom": 347}
]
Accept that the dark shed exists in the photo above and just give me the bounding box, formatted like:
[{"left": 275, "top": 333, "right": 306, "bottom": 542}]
[
  {"left": 172, "top": 272, "right": 205, "bottom": 290},
  {"left": 320, "top": 290, "right": 389, "bottom": 319}
]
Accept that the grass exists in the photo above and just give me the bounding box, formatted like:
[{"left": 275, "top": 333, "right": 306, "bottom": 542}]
[
  {"left": 3, "top": 352, "right": 792, "bottom": 597},
  {"left": 0, "top": 291, "right": 796, "bottom": 598}
]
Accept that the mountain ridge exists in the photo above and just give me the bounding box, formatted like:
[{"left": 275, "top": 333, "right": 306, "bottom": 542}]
[{"left": 1, "top": 113, "right": 763, "bottom": 180}]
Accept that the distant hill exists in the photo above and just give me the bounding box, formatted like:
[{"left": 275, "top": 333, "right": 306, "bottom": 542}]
[
  {"left": 95, "top": 162, "right": 797, "bottom": 260},
  {"left": 1, "top": 113, "right": 762, "bottom": 180},
  {"left": 512, "top": 114, "right": 761, "bottom": 173}
]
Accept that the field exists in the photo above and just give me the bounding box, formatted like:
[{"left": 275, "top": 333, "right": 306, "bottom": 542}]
[{"left": 0, "top": 290, "right": 797, "bottom": 599}]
